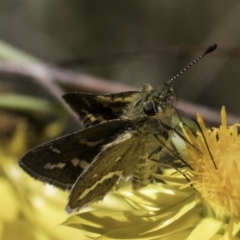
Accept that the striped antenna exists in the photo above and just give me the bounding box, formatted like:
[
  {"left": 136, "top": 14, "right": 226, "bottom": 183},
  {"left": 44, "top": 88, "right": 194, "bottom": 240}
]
[{"left": 166, "top": 43, "right": 217, "bottom": 85}]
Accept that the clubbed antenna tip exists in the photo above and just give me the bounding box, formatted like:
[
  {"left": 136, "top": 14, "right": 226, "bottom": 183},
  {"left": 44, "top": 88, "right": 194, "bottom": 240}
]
[
  {"left": 204, "top": 43, "right": 218, "bottom": 55},
  {"left": 166, "top": 43, "right": 218, "bottom": 85}
]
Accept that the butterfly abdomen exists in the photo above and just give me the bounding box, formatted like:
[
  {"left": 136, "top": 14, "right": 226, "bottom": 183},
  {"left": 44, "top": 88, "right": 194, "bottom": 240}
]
[{"left": 131, "top": 157, "right": 158, "bottom": 190}]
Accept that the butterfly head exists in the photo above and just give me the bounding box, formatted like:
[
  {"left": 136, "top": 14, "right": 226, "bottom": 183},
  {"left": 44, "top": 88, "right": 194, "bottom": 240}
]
[
  {"left": 141, "top": 83, "right": 177, "bottom": 119},
  {"left": 141, "top": 43, "right": 218, "bottom": 120}
]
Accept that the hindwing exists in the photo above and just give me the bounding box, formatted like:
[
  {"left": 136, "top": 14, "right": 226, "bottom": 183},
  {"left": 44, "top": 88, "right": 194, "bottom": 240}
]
[{"left": 66, "top": 130, "right": 143, "bottom": 212}]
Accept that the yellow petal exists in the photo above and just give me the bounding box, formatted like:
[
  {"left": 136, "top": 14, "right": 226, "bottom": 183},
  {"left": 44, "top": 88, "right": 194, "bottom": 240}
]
[{"left": 186, "top": 218, "right": 222, "bottom": 240}]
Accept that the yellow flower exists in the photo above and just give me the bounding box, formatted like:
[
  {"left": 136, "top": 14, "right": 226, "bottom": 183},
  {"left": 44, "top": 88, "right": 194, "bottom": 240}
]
[
  {"left": 180, "top": 106, "right": 240, "bottom": 239},
  {"left": 63, "top": 178, "right": 198, "bottom": 240},
  {"left": 0, "top": 120, "right": 80, "bottom": 240},
  {"left": 63, "top": 107, "right": 240, "bottom": 240},
  {"left": 183, "top": 107, "right": 240, "bottom": 217}
]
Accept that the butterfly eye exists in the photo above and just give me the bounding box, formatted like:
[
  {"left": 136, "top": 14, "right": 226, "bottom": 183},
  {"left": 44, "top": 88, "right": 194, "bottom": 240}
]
[{"left": 143, "top": 101, "right": 158, "bottom": 116}]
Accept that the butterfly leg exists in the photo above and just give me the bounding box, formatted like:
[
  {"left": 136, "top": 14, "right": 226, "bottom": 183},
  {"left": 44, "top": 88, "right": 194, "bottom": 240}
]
[
  {"left": 148, "top": 145, "right": 163, "bottom": 163},
  {"left": 147, "top": 132, "right": 175, "bottom": 173},
  {"left": 147, "top": 131, "right": 170, "bottom": 163},
  {"left": 154, "top": 131, "right": 194, "bottom": 170}
]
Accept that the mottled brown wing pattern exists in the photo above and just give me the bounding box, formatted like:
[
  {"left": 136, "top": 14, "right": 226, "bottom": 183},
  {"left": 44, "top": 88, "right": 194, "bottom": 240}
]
[
  {"left": 66, "top": 130, "right": 143, "bottom": 212},
  {"left": 63, "top": 91, "right": 138, "bottom": 127},
  {"left": 18, "top": 44, "right": 218, "bottom": 213},
  {"left": 19, "top": 119, "right": 133, "bottom": 190}
]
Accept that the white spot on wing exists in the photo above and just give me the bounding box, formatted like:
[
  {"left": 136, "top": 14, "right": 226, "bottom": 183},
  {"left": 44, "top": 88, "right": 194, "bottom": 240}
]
[
  {"left": 43, "top": 162, "right": 66, "bottom": 169},
  {"left": 49, "top": 146, "right": 61, "bottom": 154},
  {"left": 71, "top": 158, "right": 89, "bottom": 169},
  {"left": 79, "top": 160, "right": 89, "bottom": 169},
  {"left": 57, "top": 163, "right": 66, "bottom": 168},
  {"left": 114, "top": 157, "right": 121, "bottom": 162},
  {"left": 79, "top": 138, "right": 104, "bottom": 147},
  {"left": 78, "top": 171, "right": 123, "bottom": 200},
  {"left": 44, "top": 163, "right": 53, "bottom": 169},
  {"left": 71, "top": 158, "right": 80, "bottom": 166},
  {"left": 52, "top": 148, "right": 61, "bottom": 154}
]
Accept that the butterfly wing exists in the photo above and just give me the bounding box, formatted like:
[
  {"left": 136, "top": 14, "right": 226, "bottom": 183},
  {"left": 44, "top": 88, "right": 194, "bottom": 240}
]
[
  {"left": 66, "top": 131, "right": 142, "bottom": 213},
  {"left": 19, "top": 119, "right": 133, "bottom": 190},
  {"left": 63, "top": 91, "right": 138, "bottom": 127}
]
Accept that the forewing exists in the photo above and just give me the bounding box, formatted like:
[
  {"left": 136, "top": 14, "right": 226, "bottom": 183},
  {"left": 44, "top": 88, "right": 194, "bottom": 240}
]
[
  {"left": 63, "top": 91, "right": 138, "bottom": 127},
  {"left": 19, "top": 119, "right": 133, "bottom": 190},
  {"left": 66, "top": 131, "right": 142, "bottom": 213}
]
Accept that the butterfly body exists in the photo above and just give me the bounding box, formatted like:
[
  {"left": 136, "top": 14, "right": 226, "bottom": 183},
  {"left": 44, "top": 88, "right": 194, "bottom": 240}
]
[
  {"left": 20, "top": 83, "right": 177, "bottom": 213},
  {"left": 19, "top": 44, "right": 217, "bottom": 213},
  {"left": 65, "top": 83, "right": 177, "bottom": 211}
]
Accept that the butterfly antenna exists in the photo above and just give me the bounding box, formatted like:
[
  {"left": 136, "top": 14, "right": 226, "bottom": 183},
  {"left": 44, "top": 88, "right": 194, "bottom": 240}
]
[{"left": 166, "top": 43, "right": 217, "bottom": 85}]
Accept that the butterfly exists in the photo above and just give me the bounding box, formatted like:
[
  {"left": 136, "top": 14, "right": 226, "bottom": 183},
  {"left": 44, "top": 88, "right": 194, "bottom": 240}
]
[{"left": 19, "top": 44, "right": 217, "bottom": 213}]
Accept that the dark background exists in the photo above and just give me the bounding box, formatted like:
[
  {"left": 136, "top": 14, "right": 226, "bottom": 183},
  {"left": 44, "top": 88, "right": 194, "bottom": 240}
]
[
  {"left": 1, "top": 1, "right": 240, "bottom": 119},
  {"left": 1, "top": 3, "right": 240, "bottom": 239}
]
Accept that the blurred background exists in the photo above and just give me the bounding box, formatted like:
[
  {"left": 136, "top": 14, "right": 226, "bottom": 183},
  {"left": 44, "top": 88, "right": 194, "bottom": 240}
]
[{"left": 1, "top": 1, "right": 240, "bottom": 239}]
